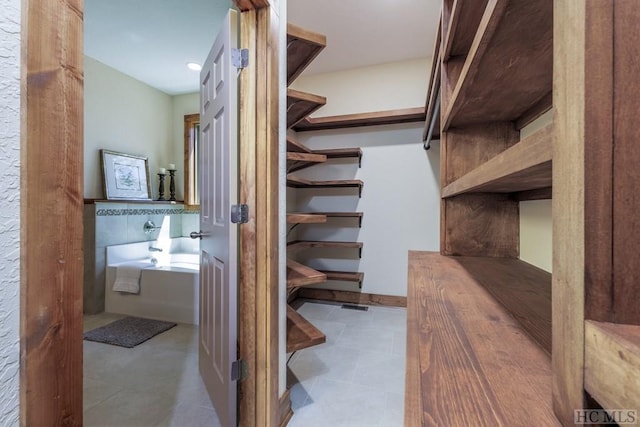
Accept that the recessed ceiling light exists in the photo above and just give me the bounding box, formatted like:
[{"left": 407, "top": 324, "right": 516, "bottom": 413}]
[{"left": 186, "top": 62, "right": 202, "bottom": 71}]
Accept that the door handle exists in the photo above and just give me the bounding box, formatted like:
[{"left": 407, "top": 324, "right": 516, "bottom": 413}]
[{"left": 190, "top": 231, "right": 207, "bottom": 240}]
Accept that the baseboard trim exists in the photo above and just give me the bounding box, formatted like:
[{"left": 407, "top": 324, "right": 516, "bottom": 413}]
[
  {"left": 279, "top": 389, "right": 293, "bottom": 427},
  {"left": 296, "top": 288, "right": 407, "bottom": 308}
]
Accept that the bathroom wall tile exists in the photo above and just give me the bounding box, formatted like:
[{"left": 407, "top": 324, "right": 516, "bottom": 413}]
[
  {"left": 181, "top": 212, "right": 200, "bottom": 237},
  {"left": 95, "top": 207, "right": 128, "bottom": 248},
  {"left": 90, "top": 248, "right": 107, "bottom": 314},
  {"left": 170, "top": 213, "right": 183, "bottom": 238}
]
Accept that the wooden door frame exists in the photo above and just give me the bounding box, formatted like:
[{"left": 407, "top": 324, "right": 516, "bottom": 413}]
[{"left": 20, "top": 0, "right": 280, "bottom": 425}]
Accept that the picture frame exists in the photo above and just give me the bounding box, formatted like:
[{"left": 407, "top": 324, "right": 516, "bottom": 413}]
[{"left": 100, "top": 149, "right": 152, "bottom": 200}]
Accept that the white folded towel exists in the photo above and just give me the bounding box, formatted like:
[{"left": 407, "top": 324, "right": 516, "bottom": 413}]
[{"left": 112, "top": 261, "right": 150, "bottom": 294}]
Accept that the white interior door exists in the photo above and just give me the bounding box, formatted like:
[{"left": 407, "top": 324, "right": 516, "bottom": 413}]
[{"left": 197, "top": 9, "right": 239, "bottom": 427}]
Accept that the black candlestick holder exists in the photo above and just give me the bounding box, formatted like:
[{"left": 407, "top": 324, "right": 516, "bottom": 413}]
[
  {"left": 157, "top": 173, "right": 166, "bottom": 201},
  {"left": 168, "top": 169, "right": 176, "bottom": 201}
]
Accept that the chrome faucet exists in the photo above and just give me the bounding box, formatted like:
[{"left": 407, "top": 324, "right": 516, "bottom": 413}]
[{"left": 149, "top": 246, "right": 163, "bottom": 252}]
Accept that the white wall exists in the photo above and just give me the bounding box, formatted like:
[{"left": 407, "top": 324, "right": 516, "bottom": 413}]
[
  {"left": 519, "top": 110, "right": 553, "bottom": 272},
  {"left": 84, "top": 56, "right": 173, "bottom": 199},
  {"left": 0, "top": 0, "right": 20, "bottom": 424},
  {"left": 288, "top": 59, "right": 439, "bottom": 297},
  {"left": 290, "top": 58, "right": 429, "bottom": 117},
  {"left": 293, "top": 125, "right": 440, "bottom": 297},
  {"left": 171, "top": 93, "right": 200, "bottom": 201}
]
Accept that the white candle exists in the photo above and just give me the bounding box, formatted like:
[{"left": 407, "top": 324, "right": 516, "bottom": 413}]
[
  {"left": 168, "top": 163, "right": 176, "bottom": 170},
  {"left": 158, "top": 167, "right": 166, "bottom": 174}
]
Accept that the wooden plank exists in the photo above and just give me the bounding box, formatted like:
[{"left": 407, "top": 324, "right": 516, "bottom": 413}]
[
  {"left": 454, "top": 256, "right": 552, "bottom": 354},
  {"left": 286, "top": 305, "right": 326, "bottom": 352},
  {"left": 293, "top": 107, "right": 425, "bottom": 132},
  {"left": 286, "top": 213, "right": 327, "bottom": 224},
  {"left": 440, "top": 123, "right": 519, "bottom": 257},
  {"left": 612, "top": 0, "right": 640, "bottom": 324},
  {"left": 443, "top": 0, "right": 553, "bottom": 129},
  {"left": 286, "top": 88, "right": 326, "bottom": 129},
  {"left": 424, "top": 14, "right": 441, "bottom": 142},
  {"left": 286, "top": 151, "right": 326, "bottom": 172},
  {"left": 286, "top": 136, "right": 312, "bottom": 153},
  {"left": 552, "top": 0, "right": 616, "bottom": 423},
  {"left": 21, "top": 0, "right": 84, "bottom": 425},
  {"left": 286, "top": 175, "right": 363, "bottom": 196},
  {"left": 515, "top": 92, "right": 553, "bottom": 130},
  {"left": 317, "top": 270, "right": 364, "bottom": 286},
  {"left": 278, "top": 389, "right": 293, "bottom": 427},
  {"left": 238, "top": 10, "right": 258, "bottom": 426},
  {"left": 442, "top": 0, "right": 490, "bottom": 60},
  {"left": 513, "top": 187, "right": 552, "bottom": 201},
  {"left": 584, "top": 321, "right": 640, "bottom": 412},
  {"left": 287, "top": 240, "right": 363, "bottom": 253},
  {"left": 286, "top": 23, "right": 326, "bottom": 85},
  {"left": 405, "top": 252, "right": 559, "bottom": 426},
  {"left": 296, "top": 288, "right": 406, "bottom": 308},
  {"left": 442, "top": 124, "right": 553, "bottom": 197},
  {"left": 313, "top": 147, "right": 362, "bottom": 159},
  {"left": 286, "top": 259, "right": 327, "bottom": 288}
]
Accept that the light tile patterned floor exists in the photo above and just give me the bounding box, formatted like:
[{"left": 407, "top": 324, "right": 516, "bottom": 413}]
[
  {"left": 83, "top": 313, "right": 221, "bottom": 427},
  {"left": 287, "top": 301, "right": 406, "bottom": 427},
  {"left": 84, "top": 301, "right": 406, "bottom": 426}
]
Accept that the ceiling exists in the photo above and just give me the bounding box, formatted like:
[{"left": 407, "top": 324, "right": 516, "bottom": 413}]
[{"left": 84, "top": 0, "right": 441, "bottom": 95}]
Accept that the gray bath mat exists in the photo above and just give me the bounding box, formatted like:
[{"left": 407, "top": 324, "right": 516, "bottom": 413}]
[{"left": 83, "top": 316, "right": 177, "bottom": 348}]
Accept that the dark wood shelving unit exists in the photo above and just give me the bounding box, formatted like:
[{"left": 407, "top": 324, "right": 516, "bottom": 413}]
[
  {"left": 286, "top": 305, "right": 326, "bottom": 352},
  {"left": 286, "top": 175, "right": 363, "bottom": 197},
  {"left": 287, "top": 259, "right": 327, "bottom": 288},
  {"left": 293, "top": 107, "right": 425, "bottom": 132},
  {"left": 287, "top": 23, "right": 326, "bottom": 85},
  {"left": 287, "top": 89, "right": 326, "bottom": 129},
  {"left": 441, "top": 123, "right": 552, "bottom": 197}
]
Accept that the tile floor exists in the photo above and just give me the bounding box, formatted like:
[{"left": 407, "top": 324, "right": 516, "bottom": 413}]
[
  {"left": 287, "top": 301, "right": 406, "bottom": 427},
  {"left": 83, "top": 301, "right": 406, "bottom": 427},
  {"left": 83, "top": 313, "right": 221, "bottom": 427}
]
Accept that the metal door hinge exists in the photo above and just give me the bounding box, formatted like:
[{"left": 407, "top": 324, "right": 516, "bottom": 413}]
[
  {"left": 231, "top": 359, "right": 248, "bottom": 381},
  {"left": 231, "top": 204, "right": 249, "bottom": 224},
  {"left": 232, "top": 49, "right": 249, "bottom": 69}
]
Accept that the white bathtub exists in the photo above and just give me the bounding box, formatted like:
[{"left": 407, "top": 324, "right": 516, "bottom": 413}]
[{"left": 105, "top": 239, "right": 200, "bottom": 325}]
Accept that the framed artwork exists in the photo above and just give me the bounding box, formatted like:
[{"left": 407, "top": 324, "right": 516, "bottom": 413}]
[{"left": 100, "top": 149, "right": 151, "bottom": 200}]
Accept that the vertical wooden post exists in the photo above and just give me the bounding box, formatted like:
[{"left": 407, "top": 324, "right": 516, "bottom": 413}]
[
  {"left": 237, "top": 2, "right": 280, "bottom": 425},
  {"left": 20, "top": 0, "right": 84, "bottom": 425}
]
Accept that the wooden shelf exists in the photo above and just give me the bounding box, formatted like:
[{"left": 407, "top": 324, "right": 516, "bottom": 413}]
[
  {"left": 287, "top": 305, "right": 326, "bottom": 352},
  {"left": 585, "top": 321, "right": 640, "bottom": 412},
  {"left": 423, "top": 15, "right": 441, "bottom": 143},
  {"left": 442, "top": 123, "right": 553, "bottom": 198},
  {"left": 318, "top": 270, "right": 364, "bottom": 287},
  {"left": 442, "top": 0, "right": 553, "bottom": 129},
  {"left": 287, "top": 175, "right": 363, "bottom": 197},
  {"left": 286, "top": 213, "right": 327, "bottom": 224},
  {"left": 405, "top": 252, "right": 557, "bottom": 425},
  {"left": 293, "top": 107, "right": 425, "bottom": 132},
  {"left": 452, "top": 255, "right": 552, "bottom": 354},
  {"left": 442, "top": 0, "right": 489, "bottom": 61},
  {"left": 287, "top": 259, "right": 327, "bottom": 288},
  {"left": 286, "top": 151, "right": 327, "bottom": 173},
  {"left": 314, "top": 148, "right": 363, "bottom": 167},
  {"left": 286, "top": 23, "right": 326, "bottom": 85},
  {"left": 287, "top": 240, "right": 363, "bottom": 258},
  {"left": 287, "top": 89, "right": 326, "bottom": 129},
  {"left": 287, "top": 211, "right": 363, "bottom": 227},
  {"left": 286, "top": 136, "right": 312, "bottom": 153}
]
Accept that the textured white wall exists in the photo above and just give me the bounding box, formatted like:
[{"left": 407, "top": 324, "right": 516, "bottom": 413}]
[
  {"left": 84, "top": 56, "right": 173, "bottom": 199},
  {"left": 0, "top": 0, "right": 21, "bottom": 424}
]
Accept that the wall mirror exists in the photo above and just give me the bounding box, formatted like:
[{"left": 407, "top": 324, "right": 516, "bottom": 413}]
[{"left": 184, "top": 113, "right": 200, "bottom": 210}]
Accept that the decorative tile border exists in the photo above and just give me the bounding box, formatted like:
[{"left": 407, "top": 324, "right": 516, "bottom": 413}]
[{"left": 96, "top": 208, "right": 200, "bottom": 216}]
